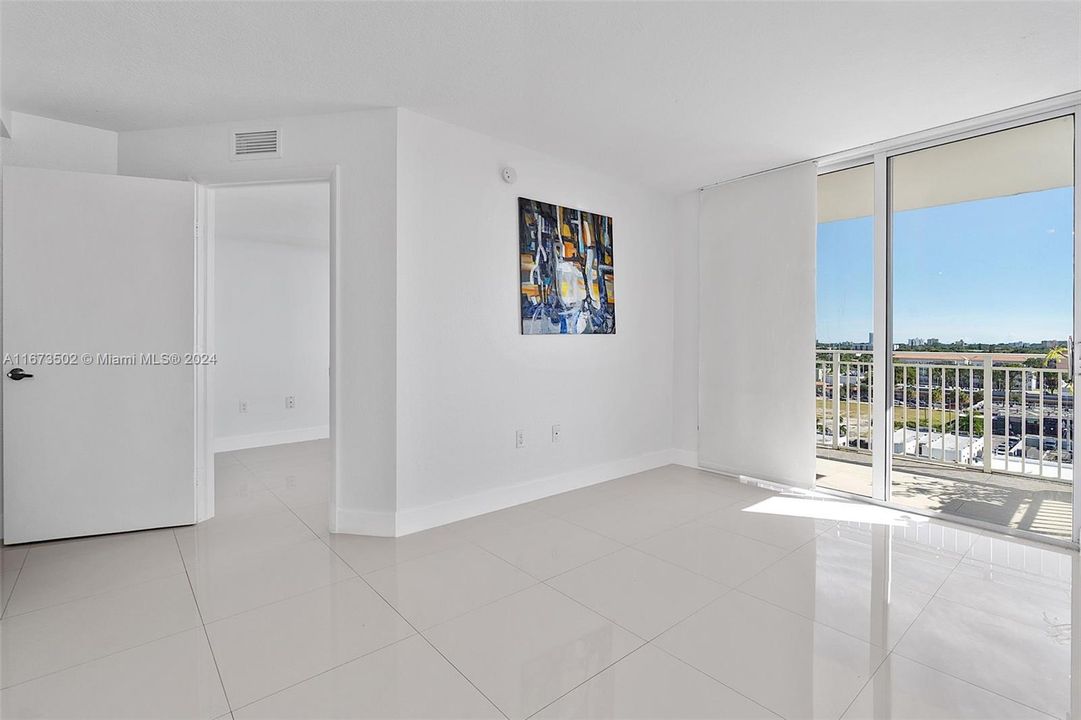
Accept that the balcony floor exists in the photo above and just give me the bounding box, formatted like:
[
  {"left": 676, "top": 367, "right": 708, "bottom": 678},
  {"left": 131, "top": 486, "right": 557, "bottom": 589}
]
[{"left": 815, "top": 452, "right": 1074, "bottom": 540}]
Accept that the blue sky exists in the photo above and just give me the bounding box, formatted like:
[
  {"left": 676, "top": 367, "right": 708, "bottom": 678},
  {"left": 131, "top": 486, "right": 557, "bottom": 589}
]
[{"left": 816, "top": 186, "right": 1074, "bottom": 344}]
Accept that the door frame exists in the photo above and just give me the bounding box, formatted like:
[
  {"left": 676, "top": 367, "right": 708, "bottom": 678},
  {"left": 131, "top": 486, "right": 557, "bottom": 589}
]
[
  {"left": 816, "top": 93, "right": 1081, "bottom": 547},
  {"left": 192, "top": 165, "right": 340, "bottom": 529}
]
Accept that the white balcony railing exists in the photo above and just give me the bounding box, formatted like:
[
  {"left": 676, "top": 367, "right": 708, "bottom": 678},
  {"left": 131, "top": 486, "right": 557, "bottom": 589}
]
[{"left": 815, "top": 349, "right": 1073, "bottom": 484}]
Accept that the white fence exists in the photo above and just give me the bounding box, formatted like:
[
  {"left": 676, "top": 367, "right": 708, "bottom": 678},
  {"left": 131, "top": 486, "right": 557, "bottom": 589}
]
[{"left": 815, "top": 350, "right": 1073, "bottom": 482}]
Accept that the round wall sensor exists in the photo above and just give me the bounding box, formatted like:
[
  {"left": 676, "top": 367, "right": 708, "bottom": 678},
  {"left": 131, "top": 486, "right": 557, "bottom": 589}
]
[{"left": 501, "top": 167, "right": 518, "bottom": 184}]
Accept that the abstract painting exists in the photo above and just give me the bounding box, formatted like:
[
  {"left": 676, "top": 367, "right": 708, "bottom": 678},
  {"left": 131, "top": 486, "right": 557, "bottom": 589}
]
[{"left": 519, "top": 197, "right": 615, "bottom": 334}]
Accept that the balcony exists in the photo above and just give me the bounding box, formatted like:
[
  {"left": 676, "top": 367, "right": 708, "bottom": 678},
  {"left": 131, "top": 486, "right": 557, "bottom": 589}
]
[{"left": 815, "top": 349, "right": 1074, "bottom": 539}]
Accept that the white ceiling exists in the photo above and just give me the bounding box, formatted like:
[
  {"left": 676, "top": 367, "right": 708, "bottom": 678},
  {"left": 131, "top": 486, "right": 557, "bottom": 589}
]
[{"left": 2, "top": 1, "right": 1078, "bottom": 192}]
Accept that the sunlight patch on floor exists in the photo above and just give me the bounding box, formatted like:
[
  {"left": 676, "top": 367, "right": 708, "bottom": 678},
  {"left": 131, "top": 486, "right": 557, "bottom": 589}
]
[{"left": 741, "top": 494, "right": 926, "bottom": 526}]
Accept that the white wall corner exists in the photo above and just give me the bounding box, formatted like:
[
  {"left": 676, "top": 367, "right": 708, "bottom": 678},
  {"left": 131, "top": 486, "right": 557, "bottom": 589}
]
[
  {"left": 335, "top": 505, "right": 397, "bottom": 538},
  {"left": 669, "top": 448, "right": 699, "bottom": 469}
]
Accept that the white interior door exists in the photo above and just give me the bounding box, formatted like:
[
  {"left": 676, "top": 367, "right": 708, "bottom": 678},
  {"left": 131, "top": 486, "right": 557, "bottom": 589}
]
[{"left": 3, "top": 167, "right": 197, "bottom": 544}]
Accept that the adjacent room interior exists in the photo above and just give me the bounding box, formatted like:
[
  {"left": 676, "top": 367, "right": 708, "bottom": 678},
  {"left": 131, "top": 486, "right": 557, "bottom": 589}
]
[
  {"left": 209, "top": 181, "right": 333, "bottom": 532},
  {"left": 0, "top": 2, "right": 1078, "bottom": 719}
]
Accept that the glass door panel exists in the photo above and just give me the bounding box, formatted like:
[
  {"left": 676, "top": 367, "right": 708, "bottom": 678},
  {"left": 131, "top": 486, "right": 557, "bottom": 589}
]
[
  {"left": 816, "top": 164, "right": 875, "bottom": 496},
  {"left": 889, "top": 115, "right": 1075, "bottom": 540}
]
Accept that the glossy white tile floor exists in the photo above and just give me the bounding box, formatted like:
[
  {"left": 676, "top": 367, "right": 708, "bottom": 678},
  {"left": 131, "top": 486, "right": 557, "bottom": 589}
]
[{"left": 1, "top": 439, "right": 1077, "bottom": 719}]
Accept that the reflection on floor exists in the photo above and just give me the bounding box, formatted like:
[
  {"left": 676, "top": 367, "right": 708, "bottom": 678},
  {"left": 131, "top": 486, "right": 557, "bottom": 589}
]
[
  {"left": 1, "top": 440, "right": 1077, "bottom": 719},
  {"left": 817, "top": 452, "right": 1075, "bottom": 540}
]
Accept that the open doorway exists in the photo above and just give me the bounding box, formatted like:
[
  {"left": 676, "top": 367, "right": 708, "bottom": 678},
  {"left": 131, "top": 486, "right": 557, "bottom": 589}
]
[{"left": 208, "top": 180, "right": 332, "bottom": 535}]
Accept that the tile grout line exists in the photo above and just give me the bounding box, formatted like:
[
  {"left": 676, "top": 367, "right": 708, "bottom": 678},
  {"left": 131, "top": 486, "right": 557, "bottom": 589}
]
[
  {"left": 882, "top": 545, "right": 1070, "bottom": 720},
  {"left": 830, "top": 531, "right": 942, "bottom": 720},
  {"left": 1, "top": 568, "right": 193, "bottom": 621},
  {"left": 884, "top": 529, "right": 983, "bottom": 654},
  {"left": 344, "top": 562, "right": 511, "bottom": 719},
  {"left": 631, "top": 531, "right": 797, "bottom": 590},
  {"left": 533, "top": 539, "right": 743, "bottom": 646},
  {"left": 224, "top": 453, "right": 442, "bottom": 716},
  {"left": 171, "top": 528, "right": 234, "bottom": 714},
  {"left": 224, "top": 634, "right": 420, "bottom": 715},
  {"left": 426, "top": 525, "right": 683, "bottom": 718},
  {"left": 0, "top": 621, "right": 208, "bottom": 692},
  {"left": 634, "top": 516, "right": 830, "bottom": 602},
  {"left": 885, "top": 649, "right": 1068, "bottom": 719},
  {"left": 411, "top": 634, "right": 511, "bottom": 720},
  {"left": 526, "top": 552, "right": 786, "bottom": 718},
  {"left": 645, "top": 641, "right": 786, "bottom": 720},
  {"left": 218, "top": 450, "right": 1069, "bottom": 720},
  {"left": 526, "top": 541, "right": 631, "bottom": 584},
  {"left": 175, "top": 533, "right": 352, "bottom": 625},
  {"left": 468, "top": 535, "right": 628, "bottom": 585},
  {"left": 383, "top": 536, "right": 663, "bottom": 642},
  {"left": 536, "top": 574, "right": 649, "bottom": 643},
  {"left": 199, "top": 574, "right": 357, "bottom": 626},
  {"left": 0, "top": 536, "right": 218, "bottom": 693},
  {"left": 733, "top": 525, "right": 975, "bottom": 651},
  {"left": 269, "top": 488, "right": 511, "bottom": 720},
  {"left": 520, "top": 641, "right": 647, "bottom": 720},
  {"left": 834, "top": 528, "right": 1066, "bottom": 720},
  {"left": 23, "top": 451, "right": 493, "bottom": 709},
  {"left": 402, "top": 506, "right": 756, "bottom": 720},
  {"left": 831, "top": 646, "right": 891, "bottom": 720},
  {"left": 621, "top": 525, "right": 942, "bottom": 720},
  {"left": 1, "top": 544, "right": 31, "bottom": 618},
  {"left": 404, "top": 484, "right": 834, "bottom": 696},
  {"left": 354, "top": 529, "right": 597, "bottom": 634}
]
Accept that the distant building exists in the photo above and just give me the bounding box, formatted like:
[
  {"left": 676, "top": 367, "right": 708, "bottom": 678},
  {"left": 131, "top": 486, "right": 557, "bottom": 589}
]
[
  {"left": 894, "top": 429, "right": 983, "bottom": 464},
  {"left": 908, "top": 338, "right": 925, "bottom": 347}
]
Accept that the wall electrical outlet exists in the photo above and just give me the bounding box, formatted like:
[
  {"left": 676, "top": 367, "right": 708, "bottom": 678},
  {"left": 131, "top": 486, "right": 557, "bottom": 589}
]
[
  {"left": 551, "top": 424, "right": 561, "bottom": 443},
  {"left": 285, "top": 396, "right": 296, "bottom": 409},
  {"left": 239, "top": 400, "right": 248, "bottom": 414},
  {"left": 515, "top": 429, "right": 525, "bottom": 449}
]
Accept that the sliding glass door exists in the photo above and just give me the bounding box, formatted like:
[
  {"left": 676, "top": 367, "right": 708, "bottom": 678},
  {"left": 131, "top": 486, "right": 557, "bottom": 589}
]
[
  {"left": 815, "top": 109, "right": 1080, "bottom": 545},
  {"left": 816, "top": 165, "right": 875, "bottom": 496},
  {"left": 889, "top": 116, "right": 1075, "bottom": 540}
]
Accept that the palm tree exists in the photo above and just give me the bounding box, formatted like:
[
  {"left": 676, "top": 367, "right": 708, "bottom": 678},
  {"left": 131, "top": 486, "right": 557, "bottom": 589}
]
[
  {"left": 1045, "top": 345, "right": 1067, "bottom": 368},
  {"left": 1044, "top": 345, "right": 1071, "bottom": 393}
]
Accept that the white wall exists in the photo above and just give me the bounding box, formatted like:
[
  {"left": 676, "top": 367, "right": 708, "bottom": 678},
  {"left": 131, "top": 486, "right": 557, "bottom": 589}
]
[
  {"left": 394, "top": 110, "right": 677, "bottom": 530},
  {"left": 671, "top": 191, "right": 700, "bottom": 459},
  {"left": 119, "top": 110, "right": 399, "bottom": 532},
  {"left": 698, "top": 164, "right": 817, "bottom": 487},
  {"left": 116, "top": 107, "right": 684, "bottom": 536},
  {"left": 213, "top": 183, "right": 330, "bottom": 450},
  {"left": 2, "top": 112, "right": 117, "bottom": 174}
]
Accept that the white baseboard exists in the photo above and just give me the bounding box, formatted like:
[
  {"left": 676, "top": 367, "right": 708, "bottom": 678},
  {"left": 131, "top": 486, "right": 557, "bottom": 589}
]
[
  {"left": 670, "top": 448, "right": 699, "bottom": 468},
  {"left": 696, "top": 458, "right": 813, "bottom": 490},
  {"left": 215, "top": 425, "right": 330, "bottom": 453},
  {"left": 392, "top": 449, "right": 676, "bottom": 537},
  {"left": 333, "top": 506, "right": 397, "bottom": 537},
  {"left": 327, "top": 452, "right": 806, "bottom": 537}
]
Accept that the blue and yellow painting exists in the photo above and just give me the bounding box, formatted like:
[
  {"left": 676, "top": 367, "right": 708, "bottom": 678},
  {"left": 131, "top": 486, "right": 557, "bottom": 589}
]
[{"left": 519, "top": 197, "right": 615, "bottom": 335}]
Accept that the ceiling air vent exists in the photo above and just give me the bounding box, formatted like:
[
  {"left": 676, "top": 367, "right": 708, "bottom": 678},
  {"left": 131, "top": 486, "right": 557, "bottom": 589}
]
[{"left": 232, "top": 129, "right": 281, "bottom": 159}]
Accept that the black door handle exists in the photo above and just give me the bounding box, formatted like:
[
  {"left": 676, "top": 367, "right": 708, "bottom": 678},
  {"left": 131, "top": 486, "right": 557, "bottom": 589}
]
[{"left": 7, "top": 368, "right": 33, "bottom": 381}]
